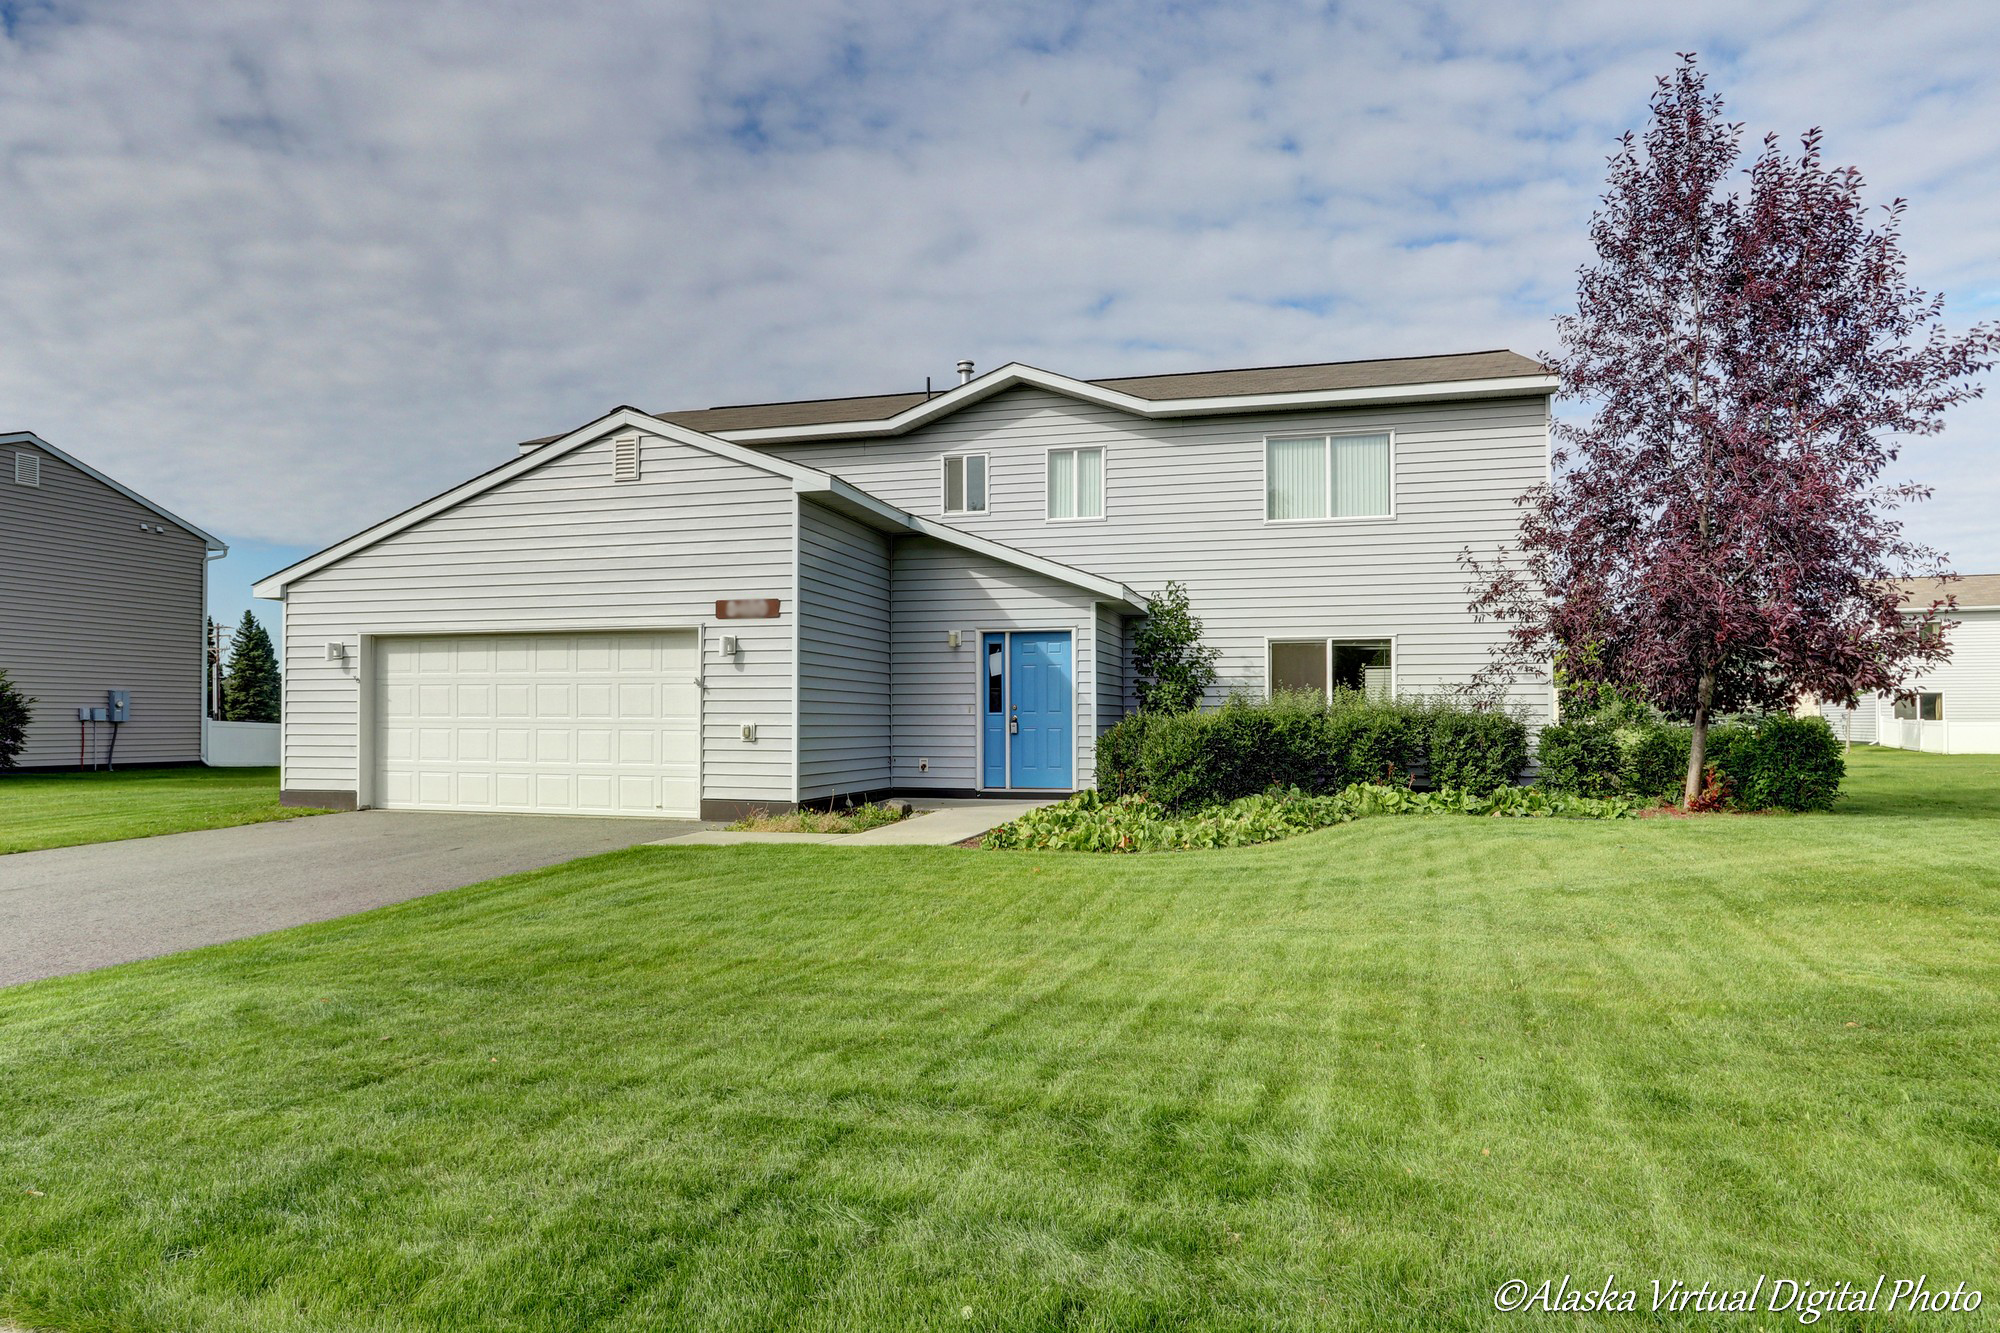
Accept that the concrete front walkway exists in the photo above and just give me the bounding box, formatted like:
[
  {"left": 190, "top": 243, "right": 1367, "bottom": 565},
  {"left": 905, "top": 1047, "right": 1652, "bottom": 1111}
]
[
  {"left": 0, "top": 810, "right": 705, "bottom": 988},
  {"left": 652, "top": 797, "right": 1054, "bottom": 848}
]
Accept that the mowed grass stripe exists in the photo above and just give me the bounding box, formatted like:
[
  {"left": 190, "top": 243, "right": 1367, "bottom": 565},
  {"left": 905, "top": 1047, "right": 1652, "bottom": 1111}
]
[{"left": 1, "top": 747, "right": 1997, "bottom": 1329}]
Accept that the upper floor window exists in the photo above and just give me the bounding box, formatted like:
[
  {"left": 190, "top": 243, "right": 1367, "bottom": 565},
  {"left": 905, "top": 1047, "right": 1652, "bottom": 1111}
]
[
  {"left": 1046, "top": 447, "right": 1104, "bottom": 520},
  {"left": 943, "top": 454, "right": 987, "bottom": 515},
  {"left": 1266, "top": 432, "right": 1391, "bottom": 521}
]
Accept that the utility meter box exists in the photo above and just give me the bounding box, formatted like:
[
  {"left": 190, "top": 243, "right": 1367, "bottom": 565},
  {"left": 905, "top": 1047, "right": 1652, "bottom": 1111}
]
[{"left": 106, "top": 690, "right": 131, "bottom": 723}]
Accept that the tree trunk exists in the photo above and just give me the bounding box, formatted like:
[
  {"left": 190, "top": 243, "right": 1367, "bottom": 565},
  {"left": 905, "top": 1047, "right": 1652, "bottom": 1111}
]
[{"left": 1683, "top": 666, "right": 1717, "bottom": 806}]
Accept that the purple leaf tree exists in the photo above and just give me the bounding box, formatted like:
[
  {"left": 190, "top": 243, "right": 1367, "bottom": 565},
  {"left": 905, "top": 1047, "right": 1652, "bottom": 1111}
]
[{"left": 1466, "top": 55, "right": 1996, "bottom": 804}]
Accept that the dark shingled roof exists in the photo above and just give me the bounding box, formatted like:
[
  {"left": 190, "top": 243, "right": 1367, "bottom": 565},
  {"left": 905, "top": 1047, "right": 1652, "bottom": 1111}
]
[
  {"left": 519, "top": 348, "right": 1550, "bottom": 447},
  {"left": 1901, "top": 574, "right": 2000, "bottom": 608}
]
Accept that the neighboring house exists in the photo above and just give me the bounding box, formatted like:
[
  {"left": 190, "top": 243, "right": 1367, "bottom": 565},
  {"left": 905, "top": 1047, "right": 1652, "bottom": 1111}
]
[
  {"left": 1819, "top": 574, "right": 2000, "bottom": 754},
  {"left": 1, "top": 431, "right": 227, "bottom": 769},
  {"left": 252, "top": 351, "right": 1557, "bottom": 817}
]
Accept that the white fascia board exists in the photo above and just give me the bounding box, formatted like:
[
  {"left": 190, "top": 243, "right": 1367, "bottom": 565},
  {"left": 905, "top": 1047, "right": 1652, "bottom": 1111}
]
[
  {"left": 252, "top": 407, "right": 831, "bottom": 598},
  {"left": 2, "top": 430, "right": 227, "bottom": 552},
  {"left": 710, "top": 365, "right": 1562, "bottom": 445},
  {"left": 796, "top": 475, "right": 1149, "bottom": 613}
]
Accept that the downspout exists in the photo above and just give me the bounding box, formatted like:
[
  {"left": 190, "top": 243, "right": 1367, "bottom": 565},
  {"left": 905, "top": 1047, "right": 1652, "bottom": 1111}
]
[{"left": 202, "top": 545, "right": 228, "bottom": 765}]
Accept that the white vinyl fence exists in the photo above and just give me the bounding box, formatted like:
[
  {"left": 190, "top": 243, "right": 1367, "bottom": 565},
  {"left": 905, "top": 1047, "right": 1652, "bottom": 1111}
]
[{"left": 205, "top": 719, "right": 280, "bottom": 767}]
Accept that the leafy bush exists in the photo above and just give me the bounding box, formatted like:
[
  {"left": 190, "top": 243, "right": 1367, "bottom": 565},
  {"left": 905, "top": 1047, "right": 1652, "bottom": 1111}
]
[
  {"left": 1132, "top": 580, "right": 1220, "bottom": 714},
  {"left": 986, "top": 783, "right": 1636, "bottom": 854},
  {"left": 1110, "top": 691, "right": 1451, "bottom": 810},
  {"left": 0, "top": 669, "right": 33, "bottom": 769},
  {"left": 1618, "top": 723, "right": 1692, "bottom": 800},
  {"left": 1714, "top": 715, "right": 1845, "bottom": 812},
  {"left": 1096, "top": 712, "right": 1150, "bottom": 799},
  {"left": 1428, "top": 711, "right": 1529, "bottom": 794},
  {"left": 1535, "top": 719, "right": 1624, "bottom": 797}
]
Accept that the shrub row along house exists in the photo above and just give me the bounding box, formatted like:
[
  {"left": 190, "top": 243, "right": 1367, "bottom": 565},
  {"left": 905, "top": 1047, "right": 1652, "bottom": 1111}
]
[
  {"left": 252, "top": 352, "right": 1560, "bottom": 818},
  {"left": 1818, "top": 575, "right": 2000, "bottom": 754}
]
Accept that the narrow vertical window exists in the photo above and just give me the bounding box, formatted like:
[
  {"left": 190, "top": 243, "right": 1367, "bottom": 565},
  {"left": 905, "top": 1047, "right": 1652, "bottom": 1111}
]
[
  {"left": 1047, "top": 447, "right": 1104, "bottom": 519},
  {"left": 1266, "top": 438, "right": 1327, "bottom": 519},
  {"left": 944, "top": 454, "right": 988, "bottom": 514}
]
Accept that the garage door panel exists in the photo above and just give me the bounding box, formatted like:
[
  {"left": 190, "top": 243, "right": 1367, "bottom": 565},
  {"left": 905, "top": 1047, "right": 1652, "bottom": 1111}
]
[{"left": 374, "top": 631, "right": 699, "bottom": 817}]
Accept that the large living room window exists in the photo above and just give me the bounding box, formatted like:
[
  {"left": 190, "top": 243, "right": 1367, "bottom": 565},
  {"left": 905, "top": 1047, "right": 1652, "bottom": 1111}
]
[
  {"left": 1269, "top": 639, "right": 1393, "bottom": 701},
  {"left": 1046, "top": 446, "right": 1104, "bottom": 520},
  {"left": 943, "top": 454, "right": 987, "bottom": 515},
  {"left": 1266, "top": 433, "right": 1392, "bottom": 521}
]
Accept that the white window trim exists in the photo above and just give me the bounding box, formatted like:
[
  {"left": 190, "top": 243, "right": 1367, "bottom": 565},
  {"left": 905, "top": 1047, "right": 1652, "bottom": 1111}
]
[
  {"left": 941, "top": 452, "right": 990, "bottom": 516},
  {"left": 1043, "top": 444, "right": 1107, "bottom": 523},
  {"left": 1261, "top": 430, "right": 1396, "bottom": 525},
  {"left": 1262, "top": 634, "right": 1399, "bottom": 702}
]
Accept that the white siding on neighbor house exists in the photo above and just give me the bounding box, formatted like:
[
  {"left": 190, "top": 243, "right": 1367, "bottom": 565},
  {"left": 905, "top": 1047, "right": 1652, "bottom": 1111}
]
[
  {"left": 1, "top": 440, "right": 208, "bottom": 767},
  {"left": 891, "top": 536, "right": 1099, "bottom": 791},
  {"left": 279, "top": 430, "right": 797, "bottom": 805},
  {"left": 1845, "top": 608, "right": 2000, "bottom": 754},
  {"left": 796, "top": 501, "right": 892, "bottom": 800},
  {"left": 762, "top": 385, "right": 1552, "bottom": 722},
  {"left": 1819, "top": 696, "right": 1880, "bottom": 745}
]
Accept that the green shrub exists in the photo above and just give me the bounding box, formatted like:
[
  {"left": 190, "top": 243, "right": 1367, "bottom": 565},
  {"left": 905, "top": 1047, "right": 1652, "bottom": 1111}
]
[
  {"left": 1103, "top": 692, "right": 1518, "bottom": 809},
  {"left": 1325, "top": 707, "right": 1422, "bottom": 788},
  {"left": 985, "top": 783, "right": 1636, "bottom": 854},
  {"left": 1618, "top": 723, "right": 1692, "bottom": 800},
  {"left": 1428, "top": 711, "right": 1528, "bottom": 794},
  {"left": 1715, "top": 715, "right": 1845, "bottom": 812},
  {"left": 1535, "top": 719, "right": 1625, "bottom": 797},
  {"left": 1137, "top": 710, "right": 1225, "bottom": 811},
  {"left": 0, "top": 668, "right": 33, "bottom": 769},
  {"left": 1096, "top": 713, "right": 1150, "bottom": 799}
]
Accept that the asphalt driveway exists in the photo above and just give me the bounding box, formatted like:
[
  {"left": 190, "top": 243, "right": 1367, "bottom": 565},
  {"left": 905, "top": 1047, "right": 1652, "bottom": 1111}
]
[{"left": 0, "top": 810, "right": 705, "bottom": 988}]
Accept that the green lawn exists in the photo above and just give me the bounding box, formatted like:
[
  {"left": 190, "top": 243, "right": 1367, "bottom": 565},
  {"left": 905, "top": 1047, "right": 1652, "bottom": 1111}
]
[
  {"left": 0, "top": 766, "right": 323, "bottom": 854},
  {"left": 2, "top": 747, "right": 1997, "bottom": 1330}
]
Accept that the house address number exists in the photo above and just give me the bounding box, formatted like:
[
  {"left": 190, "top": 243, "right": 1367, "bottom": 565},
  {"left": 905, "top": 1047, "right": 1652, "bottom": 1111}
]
[{"left": 716, "top": 598, "right": 781, "bottom": 619}]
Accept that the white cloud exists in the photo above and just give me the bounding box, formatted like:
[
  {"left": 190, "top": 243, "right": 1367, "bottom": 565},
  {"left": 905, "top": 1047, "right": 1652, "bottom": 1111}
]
[{"left": 0, "top": 0, "right": 1994, "bottom": 568}]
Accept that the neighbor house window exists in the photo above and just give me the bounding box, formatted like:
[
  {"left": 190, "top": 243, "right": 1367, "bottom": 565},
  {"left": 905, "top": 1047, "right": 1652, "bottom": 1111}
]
[
  {"left": 943, "top": 454, "right": 987, "bottom": 514},
  {"left": 1266, "top": 433, "right": 1391, "bottom": 520},
  {"left": 1269, "top": 639, "right": 1392, "bottom": 701},
  {"left": 1046, "top": 447, "right": 1104, "bottom": 520},
  {"left": 1894, "top": 692, "right": 1943, "bottom": 721}
]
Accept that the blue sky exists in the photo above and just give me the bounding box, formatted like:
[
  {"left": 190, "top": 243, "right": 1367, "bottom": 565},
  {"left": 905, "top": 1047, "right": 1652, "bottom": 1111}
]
[{"left": 3, "top": 0, "right": 1996, "bottom": 649}]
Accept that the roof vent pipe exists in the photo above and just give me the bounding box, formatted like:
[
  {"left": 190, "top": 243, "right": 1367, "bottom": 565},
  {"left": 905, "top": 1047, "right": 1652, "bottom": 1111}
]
[{"left": 956, "top": 359, "right": 974, "bottom": 384}]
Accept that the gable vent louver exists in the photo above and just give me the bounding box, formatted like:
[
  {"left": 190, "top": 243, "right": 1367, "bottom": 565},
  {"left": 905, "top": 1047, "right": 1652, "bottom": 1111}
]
[
  {"left": 12, "top": 453, "right": 39, "bottom": 487},
  {"left": 612, "top": 433, "right": 641, "bottom": 482}
]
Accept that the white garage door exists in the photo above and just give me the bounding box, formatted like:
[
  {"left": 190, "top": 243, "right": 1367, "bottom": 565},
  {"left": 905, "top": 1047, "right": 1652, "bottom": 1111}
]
[{"left": 374, "top": 631, "right": 699, "bottom": 816}]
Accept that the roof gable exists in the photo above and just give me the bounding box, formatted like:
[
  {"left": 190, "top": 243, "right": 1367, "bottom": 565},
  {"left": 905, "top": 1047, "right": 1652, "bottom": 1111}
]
[
  {"left": 1, "top": 431, "right": 225, "bottom": 551},
  {"left": 253, "top": 408, "right": 1146, "bottom": 611}
]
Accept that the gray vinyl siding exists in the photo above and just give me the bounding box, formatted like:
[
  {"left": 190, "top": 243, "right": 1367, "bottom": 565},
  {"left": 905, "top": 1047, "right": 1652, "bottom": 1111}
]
[
  {"left": 796, "top": 501, "right": 891, "bottom": 799},
  {"left": 0, "top": 441, "right": 206, "bottom": 767},
  {"left": 1095, "top": 604, "right": 1128, "bottom": 732},
  {"left": 890, "top": 537, "right": 1098, "bottom": 791},
  {"left": 765, "top": 385, "right": 1553, "bottom": 723},
  {"left": 278, "top": 430, "right": 796, "bottom": 805}
]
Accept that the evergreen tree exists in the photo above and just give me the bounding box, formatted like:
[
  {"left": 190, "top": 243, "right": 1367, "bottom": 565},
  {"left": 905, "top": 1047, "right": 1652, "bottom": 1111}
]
[
  {"left": 0, "top": 669, "right": 34, "bottom": 768},
  {"left": 222, "top": 611, "right": 282, "bottom": 723}
]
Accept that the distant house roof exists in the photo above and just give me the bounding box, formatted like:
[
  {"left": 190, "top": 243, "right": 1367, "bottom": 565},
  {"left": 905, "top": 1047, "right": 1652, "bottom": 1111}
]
[
  {"left": 1902, "top": 574, "right": 2000, "bottom": 609},
  {"left": 519, "top": 348, "right": 1551, "bottom": 447}
]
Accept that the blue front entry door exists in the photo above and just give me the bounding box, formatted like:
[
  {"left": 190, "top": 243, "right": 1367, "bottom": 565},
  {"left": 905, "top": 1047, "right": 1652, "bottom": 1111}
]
[{"left": 1007, "top": 632, "right": 1073, "bottom": 789}]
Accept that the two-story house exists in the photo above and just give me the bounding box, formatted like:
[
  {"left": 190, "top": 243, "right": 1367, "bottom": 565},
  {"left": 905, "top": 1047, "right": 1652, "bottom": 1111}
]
[
  {"left": 3, "top": 431, "right": 227, "bottom": 770},
  {"left": 253, "top": 350, "right": 1556, "bottom": 817}
]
